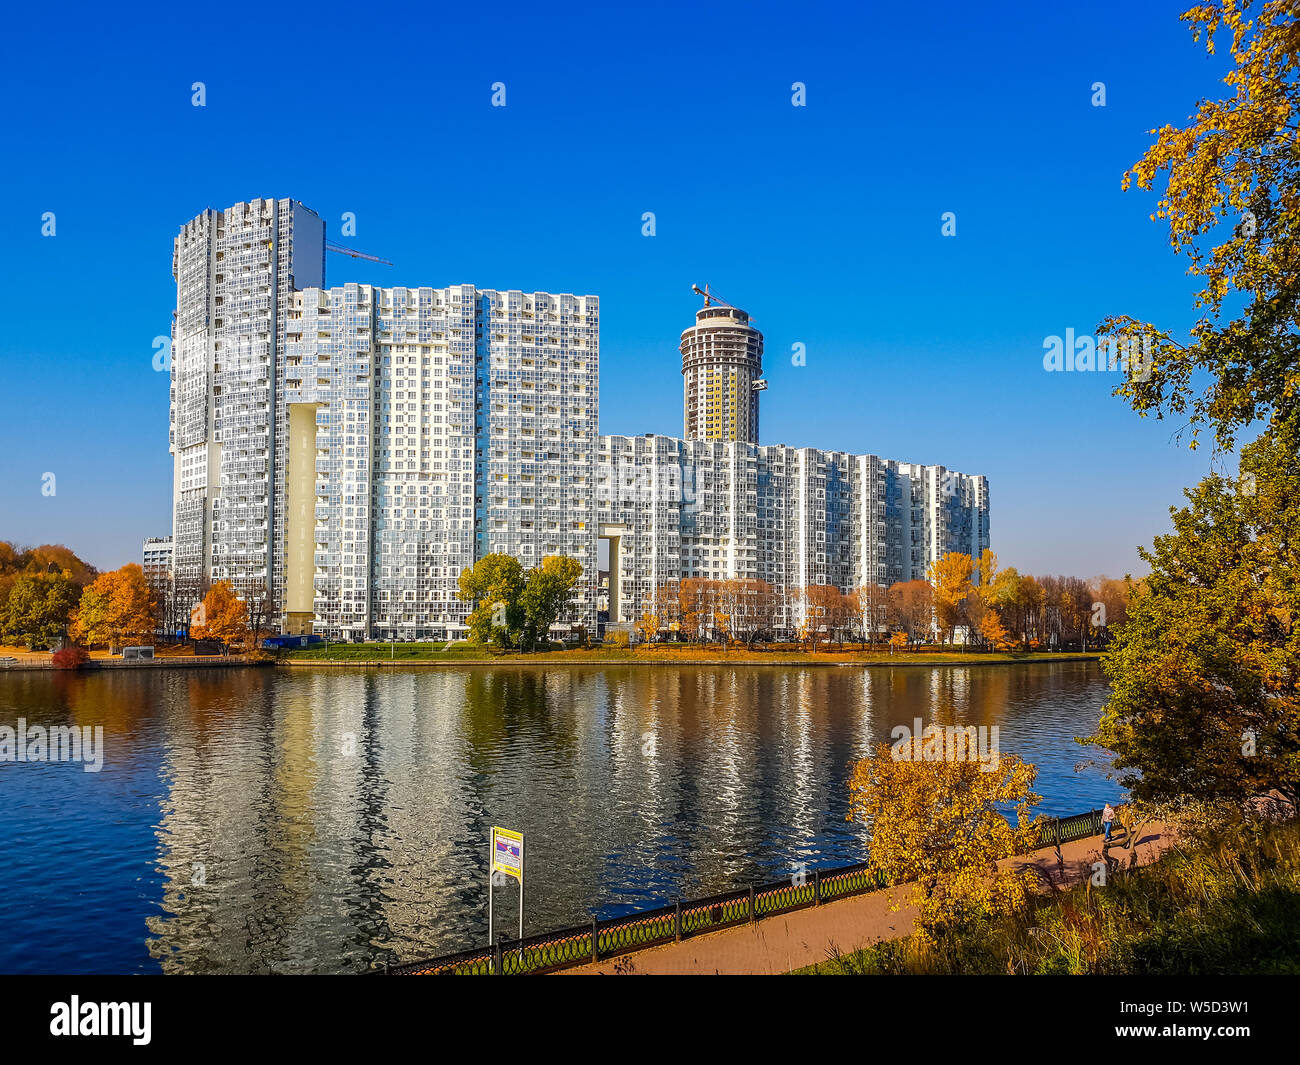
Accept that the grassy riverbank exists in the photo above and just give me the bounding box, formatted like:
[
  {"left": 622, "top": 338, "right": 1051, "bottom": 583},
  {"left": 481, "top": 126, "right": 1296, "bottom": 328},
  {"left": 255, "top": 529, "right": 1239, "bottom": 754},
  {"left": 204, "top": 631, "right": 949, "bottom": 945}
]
[
  {"left": 283, "top": 641, "right": 1101, "bottom": 667},
  {"left": 794, "top": 819, "right": 1300, "bottom": 975}
]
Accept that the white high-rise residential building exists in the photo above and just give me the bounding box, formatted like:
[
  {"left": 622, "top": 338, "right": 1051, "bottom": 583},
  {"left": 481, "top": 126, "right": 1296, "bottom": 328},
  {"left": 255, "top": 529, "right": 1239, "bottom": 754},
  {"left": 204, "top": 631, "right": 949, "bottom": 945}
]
[
  {"left": 168, "top": 198, "right": 598, "bottom": 640},
  {"left": 170, "top": 198, "right": 325, "bottom": 614},
  {"left": 280, "top": 284, "right": 599, "bottom": 640},
  {"left": 596, "top": 435, "right": 989, "bottom": 634},
  {"left": 167, "top": 198, "right": 987, "bottom": 641}
]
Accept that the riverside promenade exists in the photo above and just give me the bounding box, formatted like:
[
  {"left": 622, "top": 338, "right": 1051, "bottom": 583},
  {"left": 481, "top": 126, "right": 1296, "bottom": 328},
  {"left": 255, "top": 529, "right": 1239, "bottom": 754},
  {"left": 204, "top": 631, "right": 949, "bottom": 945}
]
[
  {"left": 0, "top": 653, "right": 266, "bottom": 671},
  {"left": 283, "top": 650, "right": 1102, "bottom": 669},
  {"left": 556, "top": 823, "right": 1173, "bottom": 975}
]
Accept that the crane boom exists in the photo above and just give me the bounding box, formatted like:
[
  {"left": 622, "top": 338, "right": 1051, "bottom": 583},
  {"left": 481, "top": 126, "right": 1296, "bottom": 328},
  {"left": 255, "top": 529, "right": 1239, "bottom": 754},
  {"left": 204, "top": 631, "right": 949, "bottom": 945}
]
[
  {"left": 691, "top": 282, "right": 731, "bottom": 307},
  {"left": 691, "top": 282, "right": 755, "bottom": 322},
  {"left": 326, "top": 241, "right": 393, "bottom": 266}
]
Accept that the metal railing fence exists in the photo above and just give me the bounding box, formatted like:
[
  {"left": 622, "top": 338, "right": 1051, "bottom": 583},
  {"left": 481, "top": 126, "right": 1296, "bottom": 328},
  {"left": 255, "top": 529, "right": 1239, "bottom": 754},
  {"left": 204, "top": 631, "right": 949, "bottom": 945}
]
[{"left": 387, "top": 805, "right": 1117, "bottom": 975}]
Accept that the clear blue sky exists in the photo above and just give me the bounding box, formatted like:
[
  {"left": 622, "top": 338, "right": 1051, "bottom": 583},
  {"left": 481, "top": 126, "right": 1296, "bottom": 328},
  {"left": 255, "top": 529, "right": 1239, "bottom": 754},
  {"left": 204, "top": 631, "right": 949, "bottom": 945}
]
[{"left": 0, "top": 0, "right": 1236, "bottom": 577}]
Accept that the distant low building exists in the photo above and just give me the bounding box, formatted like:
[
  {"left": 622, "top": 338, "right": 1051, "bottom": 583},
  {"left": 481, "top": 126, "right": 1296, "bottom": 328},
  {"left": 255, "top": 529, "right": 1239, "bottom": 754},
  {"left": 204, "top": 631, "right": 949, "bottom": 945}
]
[
  {"left": 143, "top": 536, "right": 174, "bottom": 634},
  {"left": 142, "top": 536, "right": 173, "bottom": 587}
]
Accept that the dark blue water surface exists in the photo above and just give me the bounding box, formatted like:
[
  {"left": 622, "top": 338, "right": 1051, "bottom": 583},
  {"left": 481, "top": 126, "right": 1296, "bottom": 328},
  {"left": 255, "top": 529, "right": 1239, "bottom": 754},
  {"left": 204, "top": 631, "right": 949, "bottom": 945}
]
[{"left": 0, "top": 661, "right": 1117, "bottom": 973}]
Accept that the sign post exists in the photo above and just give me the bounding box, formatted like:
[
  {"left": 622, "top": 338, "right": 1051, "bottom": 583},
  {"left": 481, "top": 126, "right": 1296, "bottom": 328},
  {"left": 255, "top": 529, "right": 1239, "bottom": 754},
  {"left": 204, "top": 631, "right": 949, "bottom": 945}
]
[{"left": 488, "top": 826, "right": 525, "bottom": 961}]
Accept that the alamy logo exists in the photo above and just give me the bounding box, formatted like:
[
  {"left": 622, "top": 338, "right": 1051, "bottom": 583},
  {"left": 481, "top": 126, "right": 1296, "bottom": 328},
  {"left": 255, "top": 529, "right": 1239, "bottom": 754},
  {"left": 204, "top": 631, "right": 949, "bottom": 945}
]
[
  {"left": 594, "top": 463, "right": 700, "bottom": 513},
  {"left": 50, "top": 996, "right": 151, "bottom": 1045},
  {"left": 890, "top": 717, "right": 1000, "bottom": 771},
  {"left": 1042, "top": 329, "right": 1152, "bottom": 381},
  {"left": 0, "top": 719, "right": 104, "bottom": 772}
]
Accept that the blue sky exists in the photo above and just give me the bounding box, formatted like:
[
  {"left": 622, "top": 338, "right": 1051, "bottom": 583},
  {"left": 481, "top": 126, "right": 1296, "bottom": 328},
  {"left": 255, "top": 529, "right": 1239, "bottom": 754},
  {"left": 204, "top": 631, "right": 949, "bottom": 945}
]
[{"left": 0, "top": 0, "right": 1238, "bottom": 576}]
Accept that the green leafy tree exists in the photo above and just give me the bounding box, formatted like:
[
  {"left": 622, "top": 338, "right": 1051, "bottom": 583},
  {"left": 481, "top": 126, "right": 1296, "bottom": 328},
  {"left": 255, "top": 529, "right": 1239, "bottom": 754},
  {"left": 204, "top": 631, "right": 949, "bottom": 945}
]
[
  {"left": 1, "top": 570, "right": 81, "bottom": 647},
  {"left": 1092, "top": 419, "right": 1300, "bottom": 810},
  {"left": 457, "top": 553, "right": 526, "bottom": 649},
  {"left": 519, "top": 555, "right": 583, "bottom": 650}
]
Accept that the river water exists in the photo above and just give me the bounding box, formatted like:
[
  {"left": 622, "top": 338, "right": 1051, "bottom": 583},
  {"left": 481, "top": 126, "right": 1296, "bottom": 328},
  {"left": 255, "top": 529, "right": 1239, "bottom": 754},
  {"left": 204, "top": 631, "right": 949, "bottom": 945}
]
[{"left": 0, "top": 660, "right": 1116, "bottom": 973}]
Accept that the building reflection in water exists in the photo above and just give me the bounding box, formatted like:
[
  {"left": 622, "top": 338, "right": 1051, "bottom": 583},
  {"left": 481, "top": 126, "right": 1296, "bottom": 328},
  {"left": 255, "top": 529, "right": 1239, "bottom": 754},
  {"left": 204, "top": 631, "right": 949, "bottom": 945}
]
[{"left": 85, "top": 661, "right": 1115, "bottom": 972}]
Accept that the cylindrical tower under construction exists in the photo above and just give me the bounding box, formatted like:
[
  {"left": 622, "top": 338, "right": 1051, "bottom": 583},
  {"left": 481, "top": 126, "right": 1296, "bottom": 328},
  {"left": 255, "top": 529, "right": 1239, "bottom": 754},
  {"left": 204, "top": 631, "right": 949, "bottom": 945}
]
[{"left": 680, "top": 299, "right": 764, "bottom": 442}]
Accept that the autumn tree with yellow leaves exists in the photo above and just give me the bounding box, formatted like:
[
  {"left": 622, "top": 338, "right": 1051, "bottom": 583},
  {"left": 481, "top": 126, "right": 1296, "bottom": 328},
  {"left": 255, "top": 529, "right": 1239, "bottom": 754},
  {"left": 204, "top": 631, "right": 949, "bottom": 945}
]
[
  {"left": 848, "top": 745, "right": 1042, "bottom": 940},
  {"left": 1099, "top": 0, "right": 1300, "bottom": 451},
  {"left": 636, "top": 609, "right": 660, "bottom": 647},
  {"left": 1089, "top": 0, "right": 1300, "bottom": 811},
  {"left": 927, "top": 552, "right": 973, "bottom": 645},
  {"left": 979, "top": 610, "right": 1013, "bottom": 651}
]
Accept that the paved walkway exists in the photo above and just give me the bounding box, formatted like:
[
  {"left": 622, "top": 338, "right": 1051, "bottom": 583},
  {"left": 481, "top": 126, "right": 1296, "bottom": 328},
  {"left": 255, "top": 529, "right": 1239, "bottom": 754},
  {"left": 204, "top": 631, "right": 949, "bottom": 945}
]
[
  {"left": 0, "top": 649, "right": 257, "bottom": 671},
  {"left": 557, "top": 823, "right": 1172, "bottom": 975}
]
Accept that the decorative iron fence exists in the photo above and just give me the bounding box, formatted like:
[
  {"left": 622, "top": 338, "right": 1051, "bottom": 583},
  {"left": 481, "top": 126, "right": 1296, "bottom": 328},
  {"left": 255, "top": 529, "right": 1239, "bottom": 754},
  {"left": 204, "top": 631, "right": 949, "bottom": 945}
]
[{"left": 387, "top": 805, "right": 1117, "bottom": 975}]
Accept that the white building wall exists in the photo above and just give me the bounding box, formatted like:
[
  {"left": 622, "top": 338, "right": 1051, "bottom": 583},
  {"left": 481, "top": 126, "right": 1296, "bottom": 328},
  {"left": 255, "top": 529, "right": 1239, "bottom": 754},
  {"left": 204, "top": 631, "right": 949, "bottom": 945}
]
[
  {"left": 169, "top": 197, "right": 325, "bottom": 617},
  {"left": 481, "top": 289, "right": 600, "bottom": 627},
  {"left": 281, "top": 284, "right": 599, "bottom": 640},
  {"left": 595, "top": 434, "right": 991, "bottom": 635}
]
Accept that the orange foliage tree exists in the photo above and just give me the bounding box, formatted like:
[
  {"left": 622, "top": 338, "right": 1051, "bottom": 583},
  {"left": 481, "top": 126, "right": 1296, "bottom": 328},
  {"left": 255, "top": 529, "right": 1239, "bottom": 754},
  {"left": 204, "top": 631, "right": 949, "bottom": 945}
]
[
  {"left": 191, "top": 580, "right": 250, "bottom": 652},
  {"left": 848, "top": 583, "right": 889, "bottom": 648},
  {"left": 887, "top": 580, "right": 934, "bottom": 648},
  {"left": 800, "top": 585, "right": 848, "bottom": 651},
  {"left": 70, "top": 564, "right": 156, "bottom": 653},
  {"left": 980, "top": 610, "right": 1013, "bottom": 651}
]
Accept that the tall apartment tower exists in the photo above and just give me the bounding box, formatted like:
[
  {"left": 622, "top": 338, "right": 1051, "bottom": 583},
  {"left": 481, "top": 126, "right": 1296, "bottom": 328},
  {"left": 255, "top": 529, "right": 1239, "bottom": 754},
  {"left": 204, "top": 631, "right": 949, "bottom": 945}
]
[
  {"left": 169, "top": 198, "right": 325, "bottom": 618},
  {"left": 281, "top": 284, "right": 600, "bottom": 640},
  {"left": 680, "top": 297, "right": 764, "bottom": 443}
]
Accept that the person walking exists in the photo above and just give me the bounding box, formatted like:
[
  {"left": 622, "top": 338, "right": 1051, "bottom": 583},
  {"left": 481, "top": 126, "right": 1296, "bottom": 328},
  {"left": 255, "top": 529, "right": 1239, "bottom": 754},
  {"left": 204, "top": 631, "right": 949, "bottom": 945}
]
[{"left": 1102, "top": 802, "right": 1116, "bottom": 844}]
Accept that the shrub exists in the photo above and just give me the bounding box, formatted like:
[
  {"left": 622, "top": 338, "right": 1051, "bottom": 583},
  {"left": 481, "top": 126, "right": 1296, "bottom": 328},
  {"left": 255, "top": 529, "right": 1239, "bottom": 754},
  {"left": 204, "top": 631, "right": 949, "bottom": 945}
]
[
  {"left": 605, "top": 631, "right": 630, "bottom": 648},
  {"left": 798, "top": 809, "right": 1300, "bottom": 975},
  {"left": 51, "top": 645, "right": 89, "bottom": 670}
]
